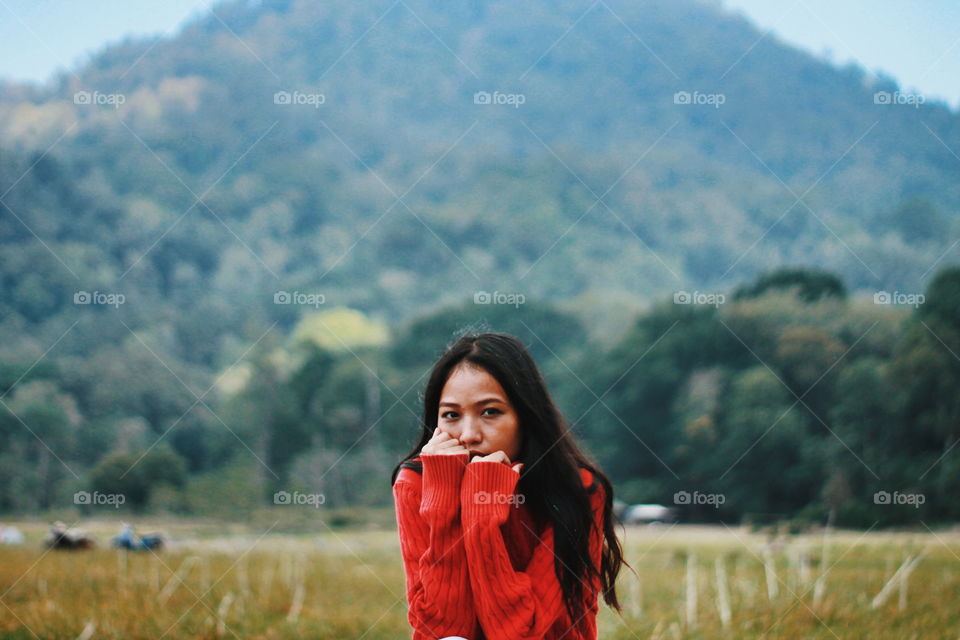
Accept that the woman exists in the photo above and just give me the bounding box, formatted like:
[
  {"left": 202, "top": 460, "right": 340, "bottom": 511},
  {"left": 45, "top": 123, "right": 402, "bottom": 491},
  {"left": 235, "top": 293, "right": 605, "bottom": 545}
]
[{"left": 390, "top": 331, "right": 626, "bottom": 640}]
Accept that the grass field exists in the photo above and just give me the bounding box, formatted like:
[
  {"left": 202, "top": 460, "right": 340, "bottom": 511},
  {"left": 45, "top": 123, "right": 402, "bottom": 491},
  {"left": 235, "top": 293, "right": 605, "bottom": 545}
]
[{"left": 0, "top": 519, "right": 957, "bottom": 639}]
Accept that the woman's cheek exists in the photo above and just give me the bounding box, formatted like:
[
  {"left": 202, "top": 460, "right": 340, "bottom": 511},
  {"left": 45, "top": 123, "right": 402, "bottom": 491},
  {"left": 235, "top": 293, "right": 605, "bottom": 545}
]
[{"left": 509, "top": 419, "right": 521, "bottom": 446}]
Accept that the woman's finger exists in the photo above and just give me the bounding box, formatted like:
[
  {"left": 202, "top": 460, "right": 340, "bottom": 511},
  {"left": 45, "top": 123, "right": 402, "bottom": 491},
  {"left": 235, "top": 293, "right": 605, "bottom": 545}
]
[{"left": 436, "top": 442, "right": 468, "bottom": 455}]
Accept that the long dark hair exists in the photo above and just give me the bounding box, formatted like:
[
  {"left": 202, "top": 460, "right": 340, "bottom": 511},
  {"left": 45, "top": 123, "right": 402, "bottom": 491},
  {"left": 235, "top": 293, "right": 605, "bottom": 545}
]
[{"left": 390, "top": 331, "right": 626, "bottom": 633}]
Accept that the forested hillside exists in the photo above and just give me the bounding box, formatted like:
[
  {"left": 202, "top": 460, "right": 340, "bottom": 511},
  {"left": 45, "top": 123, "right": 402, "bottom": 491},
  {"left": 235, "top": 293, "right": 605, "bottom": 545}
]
[{"left": 1, "top": 0, "right": 957, "bottom": 525}]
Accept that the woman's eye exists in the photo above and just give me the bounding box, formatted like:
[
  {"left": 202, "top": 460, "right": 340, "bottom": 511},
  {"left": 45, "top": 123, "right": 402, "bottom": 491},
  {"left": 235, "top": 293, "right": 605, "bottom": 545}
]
[
  {"left": 440, "top": 411, "right": 458, "bottom": 419},
  {"left": 482, "top": 407, "right": 502, "bottom": 416}
]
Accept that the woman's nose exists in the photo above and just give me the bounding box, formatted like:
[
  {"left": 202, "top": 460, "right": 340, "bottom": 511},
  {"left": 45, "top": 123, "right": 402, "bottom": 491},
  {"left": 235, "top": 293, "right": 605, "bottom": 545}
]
[{"left": 459, "top": 419, "right": 481, "bottom": 444}]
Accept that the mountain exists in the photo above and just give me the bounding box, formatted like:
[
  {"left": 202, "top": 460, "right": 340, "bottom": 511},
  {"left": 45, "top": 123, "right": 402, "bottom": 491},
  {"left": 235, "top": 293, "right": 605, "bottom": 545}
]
[
  {"left": 1, "top": 0, "right": 958, "bottom": 337},
  {"left": 2, "top": 0, "right": 960, "bottom": 521}
]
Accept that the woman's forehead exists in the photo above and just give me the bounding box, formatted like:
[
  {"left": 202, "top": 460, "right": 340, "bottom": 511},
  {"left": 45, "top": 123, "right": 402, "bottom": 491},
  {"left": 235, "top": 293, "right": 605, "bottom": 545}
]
[{"left": 441, "top": 364, "right": 508, "bottom": 402}]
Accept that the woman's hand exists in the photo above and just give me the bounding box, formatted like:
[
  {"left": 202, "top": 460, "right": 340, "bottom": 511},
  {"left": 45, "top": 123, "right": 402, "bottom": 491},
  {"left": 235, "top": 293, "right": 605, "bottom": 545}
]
[
  {"left": 469, "top": 450, "right": 523, "bottom": 473},
  {"left": 421, "top": 427, "right": 470, "bottom": 456}
]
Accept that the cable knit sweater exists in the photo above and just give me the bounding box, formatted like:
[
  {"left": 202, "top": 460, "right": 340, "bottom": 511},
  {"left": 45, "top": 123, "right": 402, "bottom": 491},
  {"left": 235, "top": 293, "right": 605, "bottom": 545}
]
[{"left": 392, "top": 452, "right": 606, "bottom": 640}]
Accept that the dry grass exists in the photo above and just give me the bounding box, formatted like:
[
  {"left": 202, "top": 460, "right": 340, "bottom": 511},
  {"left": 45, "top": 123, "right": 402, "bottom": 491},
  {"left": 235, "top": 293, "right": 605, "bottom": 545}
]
[{"left": 1, "top": 520, "right": 958, "bottom": 639}]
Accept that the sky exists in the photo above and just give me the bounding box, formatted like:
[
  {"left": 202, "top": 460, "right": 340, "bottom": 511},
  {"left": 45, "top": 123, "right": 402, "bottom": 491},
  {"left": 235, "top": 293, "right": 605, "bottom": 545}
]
[
  {"left": 0, "top": 0, "right": 957, "bottom": 109},
  {"left": 722, "top": 0, "right": 960, "bottom": 109},
  {"left": 0, "top": 0, "right": 218, "bottom": 81}
]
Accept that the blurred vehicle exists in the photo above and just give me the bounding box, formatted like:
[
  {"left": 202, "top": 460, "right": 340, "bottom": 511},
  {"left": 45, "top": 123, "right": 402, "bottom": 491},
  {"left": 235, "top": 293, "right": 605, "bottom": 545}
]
[
  {"left": 622, "top": 503, "right": 678, "bottom": 525},
  {"left": 44, "top": 521, "right": 95, "bottom": 550},
  {"left": 112, "top": 523, "right": 167, "bottom": 551},
  {"left": 0, "top": 525, "right": 25, "bottom": 545}
]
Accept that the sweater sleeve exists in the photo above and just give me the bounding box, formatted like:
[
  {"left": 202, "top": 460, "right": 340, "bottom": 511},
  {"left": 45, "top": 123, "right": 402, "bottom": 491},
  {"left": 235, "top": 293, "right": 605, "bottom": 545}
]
[
  {"left": 460, "top": 462, "right": 606, "bottom": 640},
  {"left": 393, "top": 453, "right": 479, "bottom": 640}
]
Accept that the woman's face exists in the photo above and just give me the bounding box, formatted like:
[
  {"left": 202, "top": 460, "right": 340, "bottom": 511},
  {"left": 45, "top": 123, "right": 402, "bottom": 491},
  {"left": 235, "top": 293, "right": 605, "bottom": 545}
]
[{"left": 437, "top": 363, "right": 522, "bottom": 462}]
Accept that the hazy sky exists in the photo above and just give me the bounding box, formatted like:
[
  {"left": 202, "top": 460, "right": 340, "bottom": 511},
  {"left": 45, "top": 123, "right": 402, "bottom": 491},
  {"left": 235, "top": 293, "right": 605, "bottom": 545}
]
[
  {"left": 0, "top": 0, "right": 218, "bottom": 80},
  {"left": 0, "top": 0, "right": 957, "bottom": 109},
  {"left": 723, "top": 0, "right": 960, "bottom": 109}
]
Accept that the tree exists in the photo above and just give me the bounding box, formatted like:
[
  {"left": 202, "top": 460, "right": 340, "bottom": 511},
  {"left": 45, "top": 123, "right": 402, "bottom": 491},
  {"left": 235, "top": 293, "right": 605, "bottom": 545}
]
[
  {"left": 89, "top": 446, "right": 187, "bottom": 511},
  {"left": 733, "top": 267, "right": 848, "bottom": 303},
  {"left": 883, "top": 197, "right": 946, "bottom": 244}
]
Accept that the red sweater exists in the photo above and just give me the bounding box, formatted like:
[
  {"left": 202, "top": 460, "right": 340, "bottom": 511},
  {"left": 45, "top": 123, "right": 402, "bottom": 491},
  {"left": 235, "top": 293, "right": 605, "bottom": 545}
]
[{"left": 393, "top": 452, "right": 606, "bottom": 640}]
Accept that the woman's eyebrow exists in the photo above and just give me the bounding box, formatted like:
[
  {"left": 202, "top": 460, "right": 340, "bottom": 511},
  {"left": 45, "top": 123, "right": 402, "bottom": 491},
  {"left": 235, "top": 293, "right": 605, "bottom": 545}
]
[{"left": 439, "top": 397, "right": 503, "bottom": 407}]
